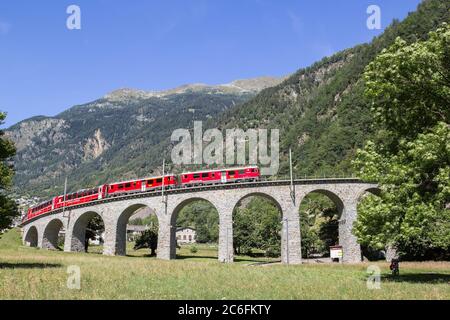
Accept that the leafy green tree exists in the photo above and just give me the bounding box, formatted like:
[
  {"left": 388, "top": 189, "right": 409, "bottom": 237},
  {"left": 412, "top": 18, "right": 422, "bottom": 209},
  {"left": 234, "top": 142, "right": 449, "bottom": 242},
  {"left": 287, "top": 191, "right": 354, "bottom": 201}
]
[
  {"left": 233, "top": 197, "right": 281, "bottom": 257},
  {"left": 134, "top": 226, "right": 158, "bottom": 256},
  {"left": 299, "top": 195, "right": 340, "bottom": 258},
  {"left": 233, "top": 206, "right": 254, "bottom": 255},
  {"left": 354, "top": 24, "right": 450, "bottom": 260},
  {"left": 363, "top": 24, "right": 450, "bottom": 144},
  {"left": 0, "top": 112, "right": 19, "bottom": 233},
  {"left": 84, "top": 215, "right": 105, "bottom": 252}
]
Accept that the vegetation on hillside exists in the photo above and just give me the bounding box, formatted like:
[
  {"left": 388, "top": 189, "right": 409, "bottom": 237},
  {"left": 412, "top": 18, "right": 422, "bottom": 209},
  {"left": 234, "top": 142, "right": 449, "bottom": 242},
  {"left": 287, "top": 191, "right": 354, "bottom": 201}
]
[{"left": 218, "top": 0, "right": 449, "bottom": 178}]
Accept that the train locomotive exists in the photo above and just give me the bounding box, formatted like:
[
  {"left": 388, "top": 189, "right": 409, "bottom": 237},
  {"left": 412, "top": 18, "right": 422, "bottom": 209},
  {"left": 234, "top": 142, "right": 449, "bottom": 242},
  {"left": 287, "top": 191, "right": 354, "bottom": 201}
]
[{"left": 25, "top": 166, "right": 260, "bottom": 221}]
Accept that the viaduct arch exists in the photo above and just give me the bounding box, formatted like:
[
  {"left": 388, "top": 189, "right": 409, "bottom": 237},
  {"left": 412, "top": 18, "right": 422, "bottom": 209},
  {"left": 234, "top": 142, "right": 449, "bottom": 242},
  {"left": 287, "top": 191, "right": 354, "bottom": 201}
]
[{"left": 21, "top": 179, "right": 378, "bottom": 264}]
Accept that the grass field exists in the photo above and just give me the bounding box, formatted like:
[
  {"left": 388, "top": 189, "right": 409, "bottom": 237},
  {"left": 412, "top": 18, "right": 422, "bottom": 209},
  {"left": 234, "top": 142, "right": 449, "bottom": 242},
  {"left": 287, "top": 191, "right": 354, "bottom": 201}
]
[{"left": 0, "top": 229, "right": 449, "bottom": 300}]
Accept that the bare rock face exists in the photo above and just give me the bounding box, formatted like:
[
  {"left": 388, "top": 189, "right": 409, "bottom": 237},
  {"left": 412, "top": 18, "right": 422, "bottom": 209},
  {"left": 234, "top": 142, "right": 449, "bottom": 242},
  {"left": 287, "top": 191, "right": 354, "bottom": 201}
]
[
  {"left": 222, "top": 76, "right": 287, "bottom": 92},
  {"left": 83, "top": 129, "right": 110, "bottom": 161},
  {"left": 6, "top": 118, "right": 68, "bottom": 152}
]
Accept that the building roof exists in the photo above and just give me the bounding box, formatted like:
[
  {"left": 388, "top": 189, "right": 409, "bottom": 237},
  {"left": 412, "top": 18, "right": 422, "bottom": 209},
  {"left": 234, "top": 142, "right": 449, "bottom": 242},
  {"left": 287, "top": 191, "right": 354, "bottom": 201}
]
[{"left": 176, "top": 227, "right": 196, "bottom": 232}]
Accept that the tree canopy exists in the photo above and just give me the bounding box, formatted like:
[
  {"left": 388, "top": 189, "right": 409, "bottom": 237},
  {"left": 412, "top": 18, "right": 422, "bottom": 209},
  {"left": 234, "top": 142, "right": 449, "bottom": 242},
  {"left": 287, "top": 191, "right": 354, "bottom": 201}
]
[
  {"left": 353, "top": 24, "right": 450, "bottom": 260},
  {"left": 0, "top": 112, "right": 19, "bottom": 232}
]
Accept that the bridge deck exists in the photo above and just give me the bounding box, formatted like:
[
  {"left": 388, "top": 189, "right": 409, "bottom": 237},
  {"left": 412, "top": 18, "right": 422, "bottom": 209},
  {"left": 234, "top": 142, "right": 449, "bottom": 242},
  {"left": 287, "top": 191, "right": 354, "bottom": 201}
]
[{"left": 20, "top": 178, "right": 366, "bottom": 226}]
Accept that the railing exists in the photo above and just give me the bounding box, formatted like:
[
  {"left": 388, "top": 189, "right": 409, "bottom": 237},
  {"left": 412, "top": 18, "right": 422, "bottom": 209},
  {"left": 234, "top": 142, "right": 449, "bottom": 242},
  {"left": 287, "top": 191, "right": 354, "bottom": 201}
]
[{"left": 20, "top": 177, "right": 366, "bottom": 226}]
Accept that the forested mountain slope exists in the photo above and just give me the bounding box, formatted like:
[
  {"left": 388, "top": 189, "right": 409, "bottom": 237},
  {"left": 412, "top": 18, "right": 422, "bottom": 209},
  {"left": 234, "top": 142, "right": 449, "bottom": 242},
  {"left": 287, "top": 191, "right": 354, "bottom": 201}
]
[{"left": 217, "top": 0, "right": 449, "bottom": 177}]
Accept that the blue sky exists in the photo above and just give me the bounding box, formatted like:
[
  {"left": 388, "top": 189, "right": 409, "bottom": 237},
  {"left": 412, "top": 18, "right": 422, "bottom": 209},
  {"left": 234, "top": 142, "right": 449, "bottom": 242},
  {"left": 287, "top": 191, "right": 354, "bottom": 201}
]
[{"left": 0, "top": 0, "right": 421, "bottom": 127}]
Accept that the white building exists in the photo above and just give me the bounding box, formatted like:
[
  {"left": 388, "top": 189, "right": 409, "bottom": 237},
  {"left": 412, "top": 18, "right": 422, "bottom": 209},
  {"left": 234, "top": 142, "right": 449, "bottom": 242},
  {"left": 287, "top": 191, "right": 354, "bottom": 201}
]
[{"left": 176, "top": 227, "right": 197, "bottom": 244}]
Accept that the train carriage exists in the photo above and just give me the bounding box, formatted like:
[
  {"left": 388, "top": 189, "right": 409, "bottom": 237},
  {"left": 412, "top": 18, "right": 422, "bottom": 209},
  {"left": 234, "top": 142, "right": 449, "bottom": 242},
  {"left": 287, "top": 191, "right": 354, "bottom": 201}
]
[
  {"left": 180, "top": 166, "right": 260, "bottom": 186},
  {"left": 26, "top": 199, "right": 54, "bottom": 220},
  {"left": 24, "top": 166, "right": 260, "bottom": 222},
  {"left": 107, "top": 175, "right": 177, "bottom": 196},
  {"left": 54, "top": 186, "right": 106, "bottom": 209}
]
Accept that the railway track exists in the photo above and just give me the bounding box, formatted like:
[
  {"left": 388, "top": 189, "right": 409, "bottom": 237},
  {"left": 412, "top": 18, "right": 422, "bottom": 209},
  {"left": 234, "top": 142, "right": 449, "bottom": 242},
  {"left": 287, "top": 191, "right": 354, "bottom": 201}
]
[{"left": 21, "top": 177, "right": 363, "bottom": 226}]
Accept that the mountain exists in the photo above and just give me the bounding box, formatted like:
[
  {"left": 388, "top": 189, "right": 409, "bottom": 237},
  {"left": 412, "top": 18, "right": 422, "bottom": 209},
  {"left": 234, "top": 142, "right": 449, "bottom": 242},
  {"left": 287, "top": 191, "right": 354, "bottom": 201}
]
[
  {"left": 7, "top": 0, "right": 449, "bottom": 201},
  {"left": 6, "top": 76, "right": 283, "bottom": 199},
  {"left": 217, "top": 0, "right": 450, "bottom": 177}
]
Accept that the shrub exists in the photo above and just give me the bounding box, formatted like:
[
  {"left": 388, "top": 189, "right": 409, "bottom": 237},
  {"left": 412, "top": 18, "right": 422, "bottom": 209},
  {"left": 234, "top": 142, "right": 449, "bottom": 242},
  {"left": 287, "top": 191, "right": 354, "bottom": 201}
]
[{"left": 190, "top": 245, "right": 198, "bottom": 254}]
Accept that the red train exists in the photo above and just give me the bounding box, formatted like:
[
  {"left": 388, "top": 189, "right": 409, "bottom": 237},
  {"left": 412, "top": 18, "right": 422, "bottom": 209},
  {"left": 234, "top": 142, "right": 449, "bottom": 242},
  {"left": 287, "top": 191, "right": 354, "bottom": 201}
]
[{"left": 25, "top": 166, "right": 260, "bottom": 221}]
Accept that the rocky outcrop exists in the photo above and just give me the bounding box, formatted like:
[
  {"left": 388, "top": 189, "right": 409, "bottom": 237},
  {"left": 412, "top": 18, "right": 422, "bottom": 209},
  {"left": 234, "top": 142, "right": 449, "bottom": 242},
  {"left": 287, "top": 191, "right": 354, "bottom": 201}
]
[
  {"left": 6, "top": 118, "right": 68, "bottom": 152},
  {"left": 83, "top": 129, "right": 110, "bottom": 160}
]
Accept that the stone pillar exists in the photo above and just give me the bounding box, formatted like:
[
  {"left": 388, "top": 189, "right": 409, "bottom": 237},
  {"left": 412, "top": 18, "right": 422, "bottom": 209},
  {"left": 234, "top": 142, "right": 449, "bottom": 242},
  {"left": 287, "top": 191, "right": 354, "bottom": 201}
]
[
  {"left": 103, "top": 220, "right": 119, "bottom": 256},
  {"left": 64, "top": 215, "right": 84, "bottom": 253},
  {"left": 157, "top": 212, "right": 173, "bottom": 260},
  {"left": 218, "top": 208, "right": 234, "bottom": 263},
  {"left": 281, "top": 205, "right": 302, "bottom": 265},
  {"left": 339, "top": 201, "right": 362, "bottom": 263},
  {"left": 36, "top": 227, "right": 44, "bottom": 249}
]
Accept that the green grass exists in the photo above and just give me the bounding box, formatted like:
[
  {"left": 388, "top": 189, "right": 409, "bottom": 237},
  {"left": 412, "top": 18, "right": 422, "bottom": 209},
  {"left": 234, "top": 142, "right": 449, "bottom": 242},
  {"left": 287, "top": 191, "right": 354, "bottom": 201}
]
[{"left": 0, "top": 229, "right": 449, "bottom": 300}]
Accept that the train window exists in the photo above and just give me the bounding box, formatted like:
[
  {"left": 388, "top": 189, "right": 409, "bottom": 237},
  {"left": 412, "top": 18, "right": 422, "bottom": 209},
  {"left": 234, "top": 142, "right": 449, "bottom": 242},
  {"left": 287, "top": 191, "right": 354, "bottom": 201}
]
[
  {"left": 125, "top": 183, "right": 131, "bottom": 188},
  {"left": 156, "top": 178, "right": 162, "bottom": 183},
  {"left": 239, "top": 170, "right": 245, "bottom": 174},
  {"left": 202, "top": 173, "right": 209, "bottom": 178},
  {"left": 194, "top": 174, "right": 200, "bottom": 179}
]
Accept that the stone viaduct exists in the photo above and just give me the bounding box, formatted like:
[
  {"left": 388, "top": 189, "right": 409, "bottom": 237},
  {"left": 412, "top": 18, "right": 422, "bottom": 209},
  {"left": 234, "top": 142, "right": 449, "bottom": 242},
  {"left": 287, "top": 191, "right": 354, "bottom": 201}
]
[{"left": 21, "top": 179, "right": 379, "bottom": 264}]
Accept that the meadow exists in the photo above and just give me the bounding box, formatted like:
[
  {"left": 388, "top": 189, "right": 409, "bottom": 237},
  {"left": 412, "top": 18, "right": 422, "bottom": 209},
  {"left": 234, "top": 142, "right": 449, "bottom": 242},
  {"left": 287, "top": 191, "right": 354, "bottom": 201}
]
[{"left": 0, "top": 229, "right": 449, "bottom": 300}]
